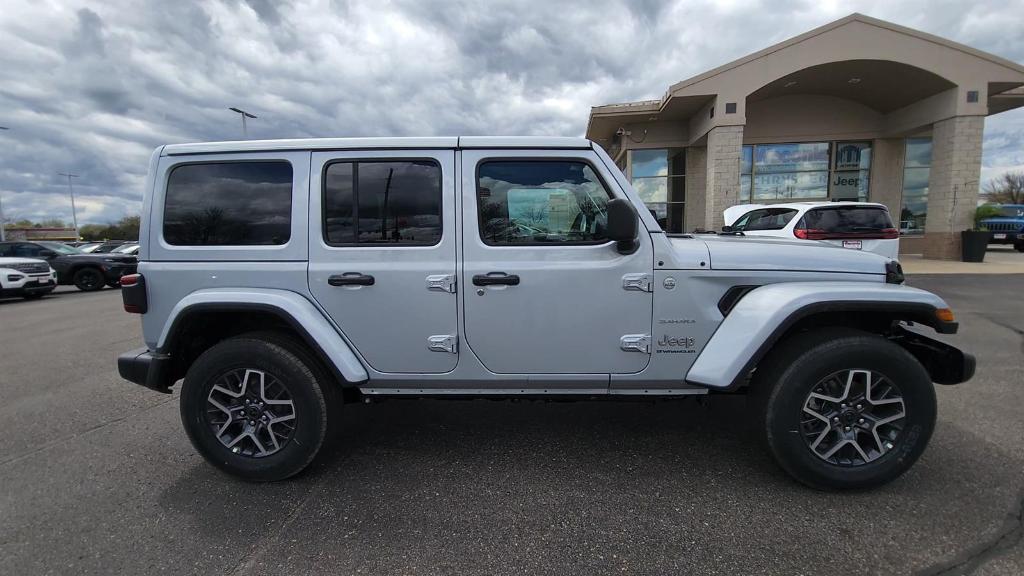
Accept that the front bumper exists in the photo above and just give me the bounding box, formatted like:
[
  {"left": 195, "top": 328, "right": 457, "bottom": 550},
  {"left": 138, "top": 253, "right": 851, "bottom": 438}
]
[
  {"left": 118, "top": 347, "right": 173, "bottom": 394},
  {"left": 893, "top": 326, "right": 975, "bottom": 385},
  {"left": 987, "top": 231, "right": 1021, "bottom": 244},
  {"left": 0, "top": 275, "right": 57, "bottom": 297}
]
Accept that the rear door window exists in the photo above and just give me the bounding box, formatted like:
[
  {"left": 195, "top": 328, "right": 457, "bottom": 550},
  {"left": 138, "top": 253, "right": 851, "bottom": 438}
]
[
  {"left": 163, "top": 161, "right": 293, "bottom": 246},
  {"left": 733, "top": 208, "right": 798, "bottom": 231}
]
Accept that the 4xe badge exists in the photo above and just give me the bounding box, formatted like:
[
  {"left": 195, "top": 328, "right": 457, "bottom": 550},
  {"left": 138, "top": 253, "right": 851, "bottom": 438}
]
[{"left": 656, "top": 335, "right": 696, "bottom": 354}]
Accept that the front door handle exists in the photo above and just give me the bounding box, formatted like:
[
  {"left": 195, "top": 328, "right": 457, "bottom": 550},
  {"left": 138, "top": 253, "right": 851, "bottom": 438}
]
[
  {"left": 472, "top": 272, "right": 520, "bottom": 286},
  {"left": 328, "top": 273, "right": 375, "bottom": 286}
]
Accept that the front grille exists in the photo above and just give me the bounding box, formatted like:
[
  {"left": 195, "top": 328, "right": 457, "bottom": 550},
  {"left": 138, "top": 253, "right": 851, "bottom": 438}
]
[
  {"left": 7, "top": 262, "right": 49, "bottom": 274},
  {"left": 987, "top": 222, "right": 1023, "bottom": 232}
]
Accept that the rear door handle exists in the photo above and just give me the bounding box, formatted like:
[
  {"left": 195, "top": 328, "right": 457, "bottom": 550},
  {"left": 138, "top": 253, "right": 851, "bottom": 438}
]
[
  {"left": 328, "top": 273, "right": 375, "bottom": 286},
  {"left": 472, "top": 272, "right": 520, "bottom": 286}
]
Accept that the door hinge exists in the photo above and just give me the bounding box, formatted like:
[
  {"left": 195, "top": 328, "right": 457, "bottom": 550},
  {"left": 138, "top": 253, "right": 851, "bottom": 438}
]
[
  {"left": 620, "top": 334, "right": 651, "bottom": 354},
  {"left": 427, "top": 334, "right": 458, "bottom": 354},
  {"left": 426, "top": 274, "right": 456, "bottom": 293},
  {"left": 622, "top": 273, "right": 653, "bottom": 292}
]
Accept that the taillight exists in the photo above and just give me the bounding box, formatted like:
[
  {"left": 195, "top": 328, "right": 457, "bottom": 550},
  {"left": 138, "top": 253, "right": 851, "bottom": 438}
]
[
  {"left": 794, "top": 228, "right": 827, "bottom": 240},
  {"left": 794, "top": 227, "right": 899, "bottom": 240},
  {"left": 121, "top": 274, "right": 147, "bottom": 314}
]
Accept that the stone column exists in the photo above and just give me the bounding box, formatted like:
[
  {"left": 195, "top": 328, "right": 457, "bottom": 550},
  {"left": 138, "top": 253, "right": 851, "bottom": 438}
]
[
  {"left": 684, "top": 146, "right": 707, "bottom": 232},
  {"left": 704, "top": 126, "right": 744, "bottom": 231},
  {"left": 923, "top": 116, "right": 984, "bottom": 260}
]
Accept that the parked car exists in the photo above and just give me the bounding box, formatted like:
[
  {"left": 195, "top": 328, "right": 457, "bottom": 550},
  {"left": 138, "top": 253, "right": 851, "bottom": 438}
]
[
  {"left": 111, "top": 243, "right": 140, "bottom": 256},
  {"left": 77, "top": 242, "right": 103, "bottom": 253},
  {"left": 0, "top": 241, "right": 137, "bottom": 291},
  {"left": 979, "top": 204, "right": 1024, "bottom": 251},
  {"left": 118, "top": 137, "right": 972, "bottom": 489},
  {"left": 91, "top": 240, "right": 136, "bottom": 254},
  {"left": 0, "top": 257, "right": 56, "bottom": 299},
  {"left": 723, "top": 202, "right": 900, "bottom": 259}
]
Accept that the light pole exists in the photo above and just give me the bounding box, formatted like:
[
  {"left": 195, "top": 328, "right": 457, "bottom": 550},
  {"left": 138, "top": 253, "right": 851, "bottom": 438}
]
[
  {"left": 57, "top": 172, "right": 80, "bottom": 240},
  {"left": 228, "top": 107, "right": 257, "bottom": 139},
  {"left": 0, "top": 126, "right": 8, "bottom": 242}
]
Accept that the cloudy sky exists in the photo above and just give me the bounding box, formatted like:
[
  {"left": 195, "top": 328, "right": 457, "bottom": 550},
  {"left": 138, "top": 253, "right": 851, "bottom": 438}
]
[{"left": 2, "top": 0, "right": 1023, "bottom": 225}]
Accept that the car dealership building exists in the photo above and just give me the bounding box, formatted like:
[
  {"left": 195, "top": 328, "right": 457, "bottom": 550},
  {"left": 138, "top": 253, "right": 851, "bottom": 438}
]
[{"left": 586, "top": 13, "right": 1024, "bottom": 258}]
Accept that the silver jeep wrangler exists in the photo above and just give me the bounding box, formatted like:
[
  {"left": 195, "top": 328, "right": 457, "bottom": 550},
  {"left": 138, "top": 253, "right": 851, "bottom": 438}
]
[{"left": 118, "top": 137, "right": 974, "bottom": 488}]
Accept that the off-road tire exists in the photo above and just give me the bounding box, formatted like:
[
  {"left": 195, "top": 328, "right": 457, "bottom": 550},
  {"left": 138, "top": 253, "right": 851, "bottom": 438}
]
[
  {"left": 180, "top": 335, "right": 333, "bottom": 481},
  {"left": 72, "top": 267, "right": 105, "bottom": 291},
  {"left": 750, "top": 328, "right": 936, "bottom": 490}
]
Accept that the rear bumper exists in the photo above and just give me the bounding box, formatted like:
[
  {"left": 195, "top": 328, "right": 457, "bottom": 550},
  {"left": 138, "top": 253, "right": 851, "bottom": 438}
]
[{"left": 118, "top": 347, "right": 173, "bottom": 394}]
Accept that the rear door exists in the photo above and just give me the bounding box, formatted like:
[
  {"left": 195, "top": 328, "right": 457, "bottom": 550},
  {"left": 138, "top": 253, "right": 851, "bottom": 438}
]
[{"left": 308, "top": 150, "right": 458, "bottom": 374}]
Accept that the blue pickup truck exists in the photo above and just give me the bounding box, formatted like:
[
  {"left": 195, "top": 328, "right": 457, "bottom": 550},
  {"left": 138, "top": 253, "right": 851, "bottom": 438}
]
[{"left": 982, "top": 204, "right": 1024, "bottom": 252}]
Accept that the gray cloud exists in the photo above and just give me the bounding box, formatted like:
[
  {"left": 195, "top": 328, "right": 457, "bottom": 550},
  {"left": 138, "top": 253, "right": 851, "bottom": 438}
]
[{"left": 1, "top": 0, "right": 1023, "bottom": 225}]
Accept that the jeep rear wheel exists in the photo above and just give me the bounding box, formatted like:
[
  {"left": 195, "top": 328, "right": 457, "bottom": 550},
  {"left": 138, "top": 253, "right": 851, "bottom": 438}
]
[
  {"left": 72, "top": 267, "right": 105, "bottom": 291},
  {"left": 180, "top": 336, "right": 332, "bottom": 481},
  {"left": 751, "top": 328, "right": 936, "bottom": 490}
]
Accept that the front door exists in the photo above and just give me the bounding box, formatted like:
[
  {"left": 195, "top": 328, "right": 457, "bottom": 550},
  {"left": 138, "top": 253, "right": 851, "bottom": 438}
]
[
  {"left": 308, "top": 150, "right": 458, "bottom": 374},
  {"left": 460, "top": 149, "right": 654, "bottom": 374}
]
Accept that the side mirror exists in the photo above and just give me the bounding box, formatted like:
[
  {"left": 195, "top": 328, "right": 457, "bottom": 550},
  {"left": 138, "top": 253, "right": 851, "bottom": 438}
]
[
  {"left": 606, "top": 198, "right": 639, "bottom": 254},
  {"left": 39, "top": 249, "right": 57, "bottom": 259},
  {"left": 721, "top": 225, "right": 735, "bottom": 233}
]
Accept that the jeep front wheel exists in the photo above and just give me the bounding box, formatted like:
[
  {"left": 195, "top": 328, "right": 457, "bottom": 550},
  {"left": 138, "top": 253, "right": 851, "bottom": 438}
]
[
  {"left": 180, "top": 336, "right": 332, "bottom": 481},
  {"left": 752, "top": 328, "right": 936, "bottom": 490}
]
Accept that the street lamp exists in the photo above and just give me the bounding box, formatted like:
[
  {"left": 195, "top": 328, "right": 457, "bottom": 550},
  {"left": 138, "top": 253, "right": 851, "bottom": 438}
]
[
  {"left": 57, "top": 172, "right": 81, "bottom": 240},
  {"left": 0, "top": 127, "right": 8, "bottom": 241},
  {"left": 228, "top": 107, "right": 257, "bottom": 139}
]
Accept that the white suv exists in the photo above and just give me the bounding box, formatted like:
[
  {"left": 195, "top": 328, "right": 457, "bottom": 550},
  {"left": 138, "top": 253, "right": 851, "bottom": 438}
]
[
  {"left": 723, "top": 202, "right": 900, "bottom": 259},
  {"left": 0, "top": 257, "right": 56, "bottom": 299}
]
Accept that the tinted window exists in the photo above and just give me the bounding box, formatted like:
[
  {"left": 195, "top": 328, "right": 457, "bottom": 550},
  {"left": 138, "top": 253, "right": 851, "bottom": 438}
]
[
  {"left": 14, "top": 243, "right": 45, "bottom": 257},
  {"left": 323, "top": 161, "right": 442, "bottom": 245},
  {"left": 733, "top": 208, "right": 798, "bottom": 231},
  {"left": 163, "top": 162, "right": 292, "bottom": 246},
  {"left": 799, "top": 207, "right": 894, "bottom": 233},
  {"left": 477, "top": 160, "right": 612, "bottom": 245}
]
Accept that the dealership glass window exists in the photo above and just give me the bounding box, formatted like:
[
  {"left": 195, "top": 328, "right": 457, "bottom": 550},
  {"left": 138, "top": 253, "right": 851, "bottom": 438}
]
[
  {"left": 477, "top": 160, "right": 612, "bottom": 245},
  {"left": 323, "top": 160, "right": 443, "bottom": 245},
  {"left": 900, "top": 138, "right": 932, "bottom": 235},
  {"left": 751, "top": 143, "right": 830, "bottom": 200},
  {"left": 739, "top": 142, "right": 872, "bottom": 203},
  {"left": 830, "top": 142, "right": 871, "bottom": 202},
  {"left": 629, "top": 148, "right": 685, "bottom": 232},
  {"left": 163, "top": 161, "right": 293, "bottom": 246}
]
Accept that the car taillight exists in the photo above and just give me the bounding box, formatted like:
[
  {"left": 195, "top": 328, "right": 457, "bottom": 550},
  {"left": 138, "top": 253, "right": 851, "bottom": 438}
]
[
  {"left": 794, "top": 228, "right": 827, "bottom": 240},
  {"left": 794, "top": 227, "right": 899, "bottom": 240},
  {"left": 121, "top": 274, "right": 147, "bottom": 314}
]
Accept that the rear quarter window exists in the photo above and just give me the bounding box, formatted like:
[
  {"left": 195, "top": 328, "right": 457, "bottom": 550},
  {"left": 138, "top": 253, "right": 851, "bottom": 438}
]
[
  {"left": 734, "top": 208, "right": 798, "bottom": 231},
  {"left": 163, "top": 161, "right": 293, "bottom": 246}
]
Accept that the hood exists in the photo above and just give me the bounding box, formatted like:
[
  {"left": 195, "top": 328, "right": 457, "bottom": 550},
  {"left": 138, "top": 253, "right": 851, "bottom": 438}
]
[
  {"left": 691, "top": 234, "right": 889, "bottom": 275},
  {"left": 980, "top": 217, "right": 1024, "bottom": 226},
  {"left": 0, "top": 257, "right": 49, "bottom": 267}
]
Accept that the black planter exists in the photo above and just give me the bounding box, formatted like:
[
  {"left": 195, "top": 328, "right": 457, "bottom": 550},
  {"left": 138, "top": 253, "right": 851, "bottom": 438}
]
[{"left": 961, "top": 230, "right": 989, "bottom": 262}]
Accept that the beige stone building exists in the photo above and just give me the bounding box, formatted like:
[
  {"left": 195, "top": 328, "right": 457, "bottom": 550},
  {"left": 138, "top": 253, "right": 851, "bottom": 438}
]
[{"left": 586, "top": 13, "right": 1024, "bottom": 258}]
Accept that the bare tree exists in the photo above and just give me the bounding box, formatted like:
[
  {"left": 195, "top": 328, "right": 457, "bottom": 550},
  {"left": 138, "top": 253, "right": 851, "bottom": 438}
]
[{"left": 982, "top": 171, "right": 1024, "bottom": 204}]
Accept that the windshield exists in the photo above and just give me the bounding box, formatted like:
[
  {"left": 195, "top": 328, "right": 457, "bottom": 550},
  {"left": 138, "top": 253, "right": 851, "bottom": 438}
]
[
  {"left": 113, "top": 244, "right": 139, "bottom": 253},
  {"left": 38, "top": 242, "right": 82, "bottom": 255}
]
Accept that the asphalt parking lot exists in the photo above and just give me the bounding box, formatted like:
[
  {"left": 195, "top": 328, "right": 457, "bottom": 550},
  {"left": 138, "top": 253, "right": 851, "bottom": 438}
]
[{"left": 1, "top": 273, "right": 1022, "bottom": 575}]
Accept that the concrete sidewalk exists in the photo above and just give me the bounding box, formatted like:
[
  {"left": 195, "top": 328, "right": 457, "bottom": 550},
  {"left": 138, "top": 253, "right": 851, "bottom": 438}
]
[{"left": 901, "top": 246, "right": 1024, "bottom": 274}]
